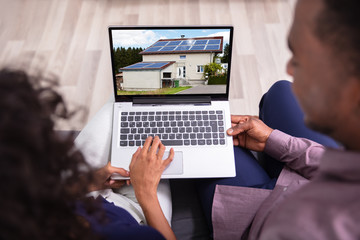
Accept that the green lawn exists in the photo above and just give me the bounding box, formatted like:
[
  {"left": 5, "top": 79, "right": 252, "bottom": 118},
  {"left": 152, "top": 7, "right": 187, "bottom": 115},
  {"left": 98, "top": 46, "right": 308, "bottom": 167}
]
[{"left": 117, "top": 86, "right": 192, "bottom": 95}]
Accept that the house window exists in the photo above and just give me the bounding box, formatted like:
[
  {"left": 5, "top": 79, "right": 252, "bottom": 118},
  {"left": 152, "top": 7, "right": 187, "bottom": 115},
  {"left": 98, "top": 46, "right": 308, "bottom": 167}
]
[
  {"left": 197, "top": 65, "right": 204, "bottom": 73},
  {"left": 180, "top": 55, "right": 186, "bottom": 60},
  {"left": 163, "top": 72, "right": 171, "bottom": 79}
]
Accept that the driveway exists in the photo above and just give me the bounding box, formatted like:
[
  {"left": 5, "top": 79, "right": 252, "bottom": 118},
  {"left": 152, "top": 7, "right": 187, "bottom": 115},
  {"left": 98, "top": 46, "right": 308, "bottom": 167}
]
[{"left": 176, "top": 85, "right": 226, "bottom": 94}]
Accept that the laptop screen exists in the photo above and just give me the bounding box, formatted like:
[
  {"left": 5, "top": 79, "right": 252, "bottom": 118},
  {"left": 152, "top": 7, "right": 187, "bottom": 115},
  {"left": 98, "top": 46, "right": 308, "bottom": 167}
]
[{"left": 108, "top": 26, "right": 233, "bottom": 100}]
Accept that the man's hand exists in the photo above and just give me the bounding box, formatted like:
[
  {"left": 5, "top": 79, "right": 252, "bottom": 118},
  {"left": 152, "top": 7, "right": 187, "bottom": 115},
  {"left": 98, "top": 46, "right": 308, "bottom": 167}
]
[
  {"left": 227, "top": 115, "right": 273, "bottom": 152},
  {"left": 88, "top": 162, "right": 130, "bottom": 192},
  {"left": 129, "top": 136, "right": 174, "bottom": 204}
]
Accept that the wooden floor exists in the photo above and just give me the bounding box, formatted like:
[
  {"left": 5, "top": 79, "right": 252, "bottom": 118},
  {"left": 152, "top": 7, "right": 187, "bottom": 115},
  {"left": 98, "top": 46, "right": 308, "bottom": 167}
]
[{"left": 0, "top": 0, "right": 296, "bottom": 130}]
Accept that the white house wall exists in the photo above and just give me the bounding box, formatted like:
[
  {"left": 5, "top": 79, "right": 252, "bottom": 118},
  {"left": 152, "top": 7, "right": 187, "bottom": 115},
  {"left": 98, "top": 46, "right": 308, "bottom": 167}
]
[
  {"left": 123, "top": 71, "right": 161, "bottom": 91},
  {"left": 143, "top": 53, "right": 215, "bottom": 80}
]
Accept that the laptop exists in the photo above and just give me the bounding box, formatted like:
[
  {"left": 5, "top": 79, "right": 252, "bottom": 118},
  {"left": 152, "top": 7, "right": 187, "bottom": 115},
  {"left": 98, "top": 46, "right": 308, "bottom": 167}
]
[{"left": 108, "top": 26, "right": 235, "bottom": 179}]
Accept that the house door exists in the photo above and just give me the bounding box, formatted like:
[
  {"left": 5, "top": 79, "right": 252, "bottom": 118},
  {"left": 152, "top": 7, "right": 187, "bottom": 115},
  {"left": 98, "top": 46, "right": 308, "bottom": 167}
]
[{"left": 177, "top": 66, "right": 186, "bottom": 78}]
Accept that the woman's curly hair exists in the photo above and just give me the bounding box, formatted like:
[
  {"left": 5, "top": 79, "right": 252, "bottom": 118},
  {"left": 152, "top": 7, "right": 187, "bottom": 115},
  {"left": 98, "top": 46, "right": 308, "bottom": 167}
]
[{"left": 0, "top": 69, "right": 101, "bottom": 239}]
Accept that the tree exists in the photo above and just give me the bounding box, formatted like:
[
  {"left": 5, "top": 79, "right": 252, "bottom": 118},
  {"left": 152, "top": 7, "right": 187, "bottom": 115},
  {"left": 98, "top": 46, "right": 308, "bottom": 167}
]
[
  {"left": 221, "top": 43, "right": 230, "bottom": 63},
  {"left": 203, "top": 62, "right": 223, "bottom": 78}
]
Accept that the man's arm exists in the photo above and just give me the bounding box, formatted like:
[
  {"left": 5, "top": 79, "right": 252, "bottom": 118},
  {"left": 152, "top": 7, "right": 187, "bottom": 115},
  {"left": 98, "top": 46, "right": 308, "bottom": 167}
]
[
  {"left": 227, "top": 115, "right": 325, "bottom": 179},
  {"left": 264, "top": 130, "right": 325, "bottom": 179}
]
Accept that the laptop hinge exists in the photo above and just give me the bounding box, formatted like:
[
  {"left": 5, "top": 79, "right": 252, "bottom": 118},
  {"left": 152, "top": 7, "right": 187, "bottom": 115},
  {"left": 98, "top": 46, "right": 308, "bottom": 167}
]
[{"left": 133, "top": 96, "right": 211, "bottom": 105}]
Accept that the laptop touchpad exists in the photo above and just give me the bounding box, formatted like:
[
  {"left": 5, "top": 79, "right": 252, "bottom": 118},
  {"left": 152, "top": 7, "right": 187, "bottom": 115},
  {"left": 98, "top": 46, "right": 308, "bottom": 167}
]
[{"left": 163, "top": 151, "right": 183, "bottom": 175}]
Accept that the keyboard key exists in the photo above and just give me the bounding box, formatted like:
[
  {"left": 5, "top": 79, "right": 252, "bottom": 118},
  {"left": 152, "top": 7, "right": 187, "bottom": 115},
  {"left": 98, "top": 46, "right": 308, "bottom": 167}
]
[
  {"left": 145, "top": 128, "right": 151, "bottom": 133},
  {"left": 143, "top": 122, "right": 149, "bottom": 127},
  {"left": 169, "top": 115, "right": 175, "bottom": 120},
  {"left": 120, "top": 135, "right": 127, "bottom": 140},
  {"left": 176, "top": 115, "right": 182, "bottom": 120},
  {"left": 121, "top": 112, "right": 128, "bottom": 115},
  {"left": 190, "top": 133, "right": 196, "bottom": 139},
  {"left": 130, "top": 122, "right": 135, "bottom": 127},
  {"left": 134, "top": 134, "right": 140, "bottom": 140},
  {"left": 159, "top": 128, "right": 165, "bottom": 133},
  {"left": 120, "top": 141, "right": 127, "bottom": 146},
  {"left": 128, "top": 116, "right": 134, "bottom": 121},
  {"left": 184, "top": 140, "right": 190, "bottom": 145},
  {"left": 141, "top": 134, "right": 147, "bottom": 140},
  {"left": 150, "top": 122, "right": 156, "bottom": 127},
  {"left": 176, "top": 134, "right": 182, "bottom": 139},
  {"left": 191, "top": 140, "right": 197, "bottom": 145},
  {"left": 121, "top": 116, "right": 127, "bottom": 121},
  {"left": 172, "top": 128, "right": 178, "bottom": 133},
  {"left": 209, "top": 115, "right": 217, "bottom": 120},
  {"left": 198, "top": 140, "right": 205, "bottom": 145},
  {"left": 204, "top": 133, "right": 211, "bottom": 138},
  {"left": 135, "top": 116, "right": 140, "bottom": 121},
  {"left": 162, "top": 134, "right": 169, "bottom": 139},
  {"left": 149, "top": 112, "right": 155, "bottom": 115},
  {"left": 136, "top": 112, "right": 141, "bottom": 115},
  {"left": 206, "top": 140, "right": 212, "bottom": 145},
  {"left": 218, "top": 115, "right": 224, "bottom": 120},
  {"left": 136, "top": 122, "right": 142, "bottom": 127},
  {"left": 138, "top": 128, "right": 144, "bottom": 133},
  {"left": 121, "top": 122, "right": 128, "bottom": 127},
  {"left": 209, "top": 111, "right": 215, "bottom": 114},
  {"left": 171, "top": 122, "right": 177, "bottom": 127},
  {"left": 218, "top": 121, "right": 224, "bottom": 126},
  {"left": 183, "top": 133, "right": 189, "bottom": 139},
  {"left": 162, "top": 140, "right": 183, "bottom": 146},
  {"left": 220, "top": 139, "right": 225, "bottom": 145},
  {"left": 213, "top": 139, "right": 219, "bottom": 145},
  {"left": 142, "top": 112, "right": 148, "bottom": 115},
  {"left": 129, "top": 141, "right": 135, "bottom": 146},
  {"left": 129, "top": 112, "right": 135, "bottom": 115},
  {"left": 131, "top": 128, "right": 136, "bottom": 134},
  {"left": 216, "top": 110, "right": 223, "bottom": 114},
  {"left": 136, "top": 141, "right": 141, "bottom": 146},
  {"left": 121, "top": 128, "right": 130, "bottom": 133},
  {"left": 169, "top": 134, "right": 175, "bottom": 139},
  {"left": 197, "top": 133, "right": 203, "bottom": 139}
]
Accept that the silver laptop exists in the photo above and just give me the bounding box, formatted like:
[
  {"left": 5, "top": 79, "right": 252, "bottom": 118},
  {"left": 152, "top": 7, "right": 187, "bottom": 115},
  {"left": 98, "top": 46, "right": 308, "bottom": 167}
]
[{"left": 109, "top": 26, "right": 235, "bottom": 179}]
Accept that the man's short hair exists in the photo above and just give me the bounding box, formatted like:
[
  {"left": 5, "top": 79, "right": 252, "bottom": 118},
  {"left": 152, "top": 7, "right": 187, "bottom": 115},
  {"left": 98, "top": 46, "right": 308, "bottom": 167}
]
[{"left": 315, "top": 0, "right": 360, "bottom": 76}]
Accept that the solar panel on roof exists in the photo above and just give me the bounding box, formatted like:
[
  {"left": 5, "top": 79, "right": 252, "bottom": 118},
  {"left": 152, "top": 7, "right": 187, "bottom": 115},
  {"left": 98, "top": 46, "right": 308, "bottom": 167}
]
[
  {"left": 195, "top": 40, "right": 208, "bottom": 45},
  {"left": 205, "top": 45, "right": 220, "bottom": 50},
  {"left": 147, "top": 62, "right": 168, "bottom": 68},
  {"left": 175, "top": 46, "right": 191, "bottom": 51},
  {"left": 167, "top": 40, "right": 182, "bottom": 46},
  {"left": 153, "top": 41, "right": 169, "bottom": 47},
  {"left": 124, "top": 62, "right": 152, "bottom": 69},
  {"left": 208, "top": 39, "right": 221, "bottom": 45},
  {"left": 190, "top": 45, "right": 206, "bottom": 50},
  {"left": 143, "top": 47, "right": 162, "bottom": 52},
  {"left": 179, "top": 40, "right": 193, "bottom": 46},
  {"left": 159, "top": 46, "right": 177, "bottom": 51}
]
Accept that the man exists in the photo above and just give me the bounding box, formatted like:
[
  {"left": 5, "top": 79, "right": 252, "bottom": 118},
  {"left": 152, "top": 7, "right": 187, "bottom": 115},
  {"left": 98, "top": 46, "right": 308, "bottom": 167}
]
[{"left": 197, "top": 0, "right": 360, "bottom": 239}]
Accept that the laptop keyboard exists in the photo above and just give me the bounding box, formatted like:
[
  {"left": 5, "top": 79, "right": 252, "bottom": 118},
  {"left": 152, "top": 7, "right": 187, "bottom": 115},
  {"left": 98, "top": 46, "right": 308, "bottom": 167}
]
[{"left": 119, "top": 110, "right": 226, "bottom": 147}]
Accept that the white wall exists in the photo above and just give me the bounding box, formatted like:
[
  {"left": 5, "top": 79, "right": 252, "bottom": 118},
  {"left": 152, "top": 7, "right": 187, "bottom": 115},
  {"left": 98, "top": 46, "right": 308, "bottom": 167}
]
[{"left": 123, "top": 71, "right": 161, "bottom": 91}]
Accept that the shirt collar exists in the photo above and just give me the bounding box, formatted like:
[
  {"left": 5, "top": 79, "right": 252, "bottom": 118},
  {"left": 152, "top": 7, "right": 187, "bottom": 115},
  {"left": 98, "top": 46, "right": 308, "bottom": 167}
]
[{"left": 319, "top": 148, "right": 360, "bottom": 181}]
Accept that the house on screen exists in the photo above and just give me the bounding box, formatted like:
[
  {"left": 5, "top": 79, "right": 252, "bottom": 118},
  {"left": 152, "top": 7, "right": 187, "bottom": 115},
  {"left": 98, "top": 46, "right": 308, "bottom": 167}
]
[{"left": 120, "top": 36, "right": 223, "bottom": 91}]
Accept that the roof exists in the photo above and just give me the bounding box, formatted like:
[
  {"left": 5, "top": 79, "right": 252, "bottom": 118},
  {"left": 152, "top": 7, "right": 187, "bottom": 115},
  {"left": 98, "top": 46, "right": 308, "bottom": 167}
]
[
  {"left": 140, "top": 36, "right": 223, "bottom": 55},
  {"left": 120, "top": 61, "right": 176, "bottom": 71}
]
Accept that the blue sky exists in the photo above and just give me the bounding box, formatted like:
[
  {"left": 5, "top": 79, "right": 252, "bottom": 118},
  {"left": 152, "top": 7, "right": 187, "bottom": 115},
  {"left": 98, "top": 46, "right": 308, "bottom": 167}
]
[{"left": 111, "top": 28, "right": 231, "bottom": 50}]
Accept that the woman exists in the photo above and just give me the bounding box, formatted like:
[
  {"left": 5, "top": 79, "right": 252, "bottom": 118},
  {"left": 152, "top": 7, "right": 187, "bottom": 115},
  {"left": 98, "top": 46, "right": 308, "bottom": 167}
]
[{"left": 0, "top": 69, "right": 175, "bottom": 240}]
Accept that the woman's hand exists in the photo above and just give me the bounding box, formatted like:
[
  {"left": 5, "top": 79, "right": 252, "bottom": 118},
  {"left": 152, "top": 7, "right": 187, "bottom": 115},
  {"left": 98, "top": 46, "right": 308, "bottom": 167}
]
[
  {"left": 227, "top": 115, "right": 273, "bottom": 152},
  {"left": 88, "top": 162, "right": 130, "bottom": 192},
  {"left": 129, "top": 136, "right": 176, "bottom": 240},
  {"left": 129, "top": 136, "right": 174, "bottom": 204}
]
